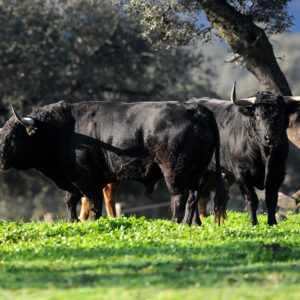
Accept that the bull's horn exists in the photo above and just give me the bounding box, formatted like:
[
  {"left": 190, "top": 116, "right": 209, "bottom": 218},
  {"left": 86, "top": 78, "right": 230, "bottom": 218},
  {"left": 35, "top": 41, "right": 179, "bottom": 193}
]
[
  {"left": 12, "top": 107, "right": 35, "bottom": 127},
  {"left": 283, "top": 96, "right": 300, "bottom": 103},
  {"left": 231, "top": 82, "right": 256, "bottom": 106}
]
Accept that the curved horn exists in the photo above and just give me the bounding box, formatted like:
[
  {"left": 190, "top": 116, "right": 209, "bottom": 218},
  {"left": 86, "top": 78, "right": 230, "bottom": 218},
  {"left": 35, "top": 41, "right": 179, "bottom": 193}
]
[
  {"left": 231, "top": 82, "right": 256, "bottom": 106},
  {"left": 283, "top": 96, "right": 300, "bottom": 103},
  {"left": 12, "top": 107, "right": 35, "bottom": 127}
]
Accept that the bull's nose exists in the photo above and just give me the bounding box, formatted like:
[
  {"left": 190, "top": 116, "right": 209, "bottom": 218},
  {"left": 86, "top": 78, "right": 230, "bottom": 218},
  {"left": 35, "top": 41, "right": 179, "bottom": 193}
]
[
  {"left": 0, "top": 158, "right": 9, "bottom": 170},
  {"left": 0, "top": 162, "right": 7, "bottom": 170},
  {"left": 264, "top": 135, "right": 275, "bottom": 146}
]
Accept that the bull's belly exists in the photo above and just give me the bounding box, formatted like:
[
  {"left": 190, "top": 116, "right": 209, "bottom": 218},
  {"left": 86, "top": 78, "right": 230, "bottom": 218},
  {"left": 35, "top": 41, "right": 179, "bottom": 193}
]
[
  {"left": 249, "top": 170, "right": 265, "bottom": 190},
  {"left": 37, "top": 167, "right": 80, "bottom": 194},
  {"left": 109, "top": 158, "right": 162, "bottom": 184}
]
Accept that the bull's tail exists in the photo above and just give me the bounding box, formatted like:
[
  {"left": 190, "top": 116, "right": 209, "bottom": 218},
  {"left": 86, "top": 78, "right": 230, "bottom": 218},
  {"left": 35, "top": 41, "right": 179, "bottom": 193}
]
[{"left": 210, "top": 116, "right": 227, "bottom": 225}]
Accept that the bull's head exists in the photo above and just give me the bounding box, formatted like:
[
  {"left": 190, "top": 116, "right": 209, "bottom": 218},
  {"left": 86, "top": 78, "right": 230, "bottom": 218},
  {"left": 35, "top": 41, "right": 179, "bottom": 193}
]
[
  {"left": 231, "top": 82, "right": 300, "bottom": 106},
  {"left": 231, "top": 82, "right": 300, "bottom": 148},
  {"left": 0, "top": 108, "right": 37, "bottom": 170}
]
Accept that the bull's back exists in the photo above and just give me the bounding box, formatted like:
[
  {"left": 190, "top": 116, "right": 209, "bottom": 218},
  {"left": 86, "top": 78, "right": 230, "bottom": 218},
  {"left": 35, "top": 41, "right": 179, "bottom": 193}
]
[
  {"left": 71, "top": 101, "right": 213, "bottom": 147},
  {"left": 70, "top": 101, "right": 216, "bottom": 180}
]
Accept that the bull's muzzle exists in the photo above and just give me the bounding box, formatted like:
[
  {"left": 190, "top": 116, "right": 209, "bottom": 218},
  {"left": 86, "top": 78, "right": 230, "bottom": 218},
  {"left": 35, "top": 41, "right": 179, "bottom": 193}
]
[
  {"left": 0, "top": 161, "right": 9, "bottom": 170},
  {"left": 263, "top": 135, "right": 276, "bottom": 147}
]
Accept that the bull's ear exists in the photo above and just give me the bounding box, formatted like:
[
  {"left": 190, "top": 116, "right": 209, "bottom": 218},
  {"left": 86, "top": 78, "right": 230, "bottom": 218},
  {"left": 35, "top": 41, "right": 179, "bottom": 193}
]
[
  {"left": 25, "top": 126, "right": 38, "bottom": 136},
  {"left": 238, "top": 106, "right": 254, "bottom": 117},
  {"left": 286, "top": 103, "right": 300, "bottom": 129},
  {"left": 285, "top": 102, "right": 300, "bottom": 116}
]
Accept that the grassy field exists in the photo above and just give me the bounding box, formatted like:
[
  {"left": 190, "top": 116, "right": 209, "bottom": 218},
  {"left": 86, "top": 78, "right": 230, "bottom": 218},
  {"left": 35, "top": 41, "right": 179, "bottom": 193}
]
[{"left": 0, "top": 212, "right": 300, "bottom": 300}]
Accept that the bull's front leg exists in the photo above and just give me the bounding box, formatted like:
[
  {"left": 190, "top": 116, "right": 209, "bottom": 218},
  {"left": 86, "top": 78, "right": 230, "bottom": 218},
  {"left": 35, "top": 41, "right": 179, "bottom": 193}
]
[
  {"left": 186, "top": 189, "right": 202, "bottom": 226},
  {"left": 236, "top": 181, "right": 259, "bottom": 225},
  {"left": 171, "top": 193, "right": 188, "bottom": 223},
  {"left": 64, "top": 192, "right": 81, "bottom": 222},
  {"left": 264, "top": 188, "right": 278, "bottom": 226},
  {"left": 71, "top": 165, "right": 105, "bottom": 221},
  {"left": 265, "top": 173, "right": 285, "bottom": 226}
]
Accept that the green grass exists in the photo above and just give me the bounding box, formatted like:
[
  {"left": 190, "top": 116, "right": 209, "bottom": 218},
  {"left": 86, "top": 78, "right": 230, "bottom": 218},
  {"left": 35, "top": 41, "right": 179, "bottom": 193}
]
[{"left": 0, "top": 212, "right": 300, "bottom": 300}]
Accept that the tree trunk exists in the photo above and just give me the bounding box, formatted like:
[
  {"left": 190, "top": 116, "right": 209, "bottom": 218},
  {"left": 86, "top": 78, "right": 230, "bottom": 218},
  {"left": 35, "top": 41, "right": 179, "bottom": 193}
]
[{"left": 200, "top": 0, "right": 292, "bottom": 95}]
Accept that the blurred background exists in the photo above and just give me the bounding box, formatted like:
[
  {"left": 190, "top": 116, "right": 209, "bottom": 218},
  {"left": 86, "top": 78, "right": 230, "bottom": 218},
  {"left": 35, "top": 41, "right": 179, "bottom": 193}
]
[{"left": 0, "top": 0, "right": 299, "bottom": 221}]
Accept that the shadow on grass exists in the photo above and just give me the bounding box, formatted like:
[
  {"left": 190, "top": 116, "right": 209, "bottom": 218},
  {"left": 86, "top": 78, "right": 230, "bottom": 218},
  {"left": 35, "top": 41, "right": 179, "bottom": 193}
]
[{"left": 1, "top": 241, "right": 300, "bottom": 290}]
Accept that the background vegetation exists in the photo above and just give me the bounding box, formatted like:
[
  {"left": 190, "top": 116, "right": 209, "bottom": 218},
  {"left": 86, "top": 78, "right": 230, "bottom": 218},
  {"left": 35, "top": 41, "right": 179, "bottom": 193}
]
[
  {"left": 0, "top": 0, "right": 300, "bottom": 221},
  {"left": 0, "top": 0, "right": 215, "bottom": 221},
  {"left": 0, "top": 213, "right": 300, "bottom": 299}
]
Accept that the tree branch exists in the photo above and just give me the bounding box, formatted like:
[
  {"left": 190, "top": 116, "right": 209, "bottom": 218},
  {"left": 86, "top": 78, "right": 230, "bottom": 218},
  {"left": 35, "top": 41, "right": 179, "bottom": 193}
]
[
  {"left": 198, "top": 0, "right": 291, "bottom": 95},
  {"left": 224, "top": 53, "right": 241, "bottom": 63}
]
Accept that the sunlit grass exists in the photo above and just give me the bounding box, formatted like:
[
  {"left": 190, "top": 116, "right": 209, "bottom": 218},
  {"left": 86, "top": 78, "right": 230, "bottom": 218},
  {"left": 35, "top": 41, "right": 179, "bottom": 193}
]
[{"left": 0, "top": 212, "right": 299, "bottom": 299}]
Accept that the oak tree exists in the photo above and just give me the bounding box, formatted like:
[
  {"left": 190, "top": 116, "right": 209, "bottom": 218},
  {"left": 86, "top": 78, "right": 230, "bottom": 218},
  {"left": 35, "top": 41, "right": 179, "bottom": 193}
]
[{"left": 115, "top": 0, "right": 294, "bottom": 94}]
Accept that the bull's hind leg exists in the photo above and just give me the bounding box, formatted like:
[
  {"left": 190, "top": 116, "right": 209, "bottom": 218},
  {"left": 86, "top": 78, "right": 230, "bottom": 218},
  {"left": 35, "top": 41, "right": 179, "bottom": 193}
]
[
  {"left": 79, "top": 197, "right": 90, "bottom": 221},
  {"left": 80, "top": 189, "right": 103, "bottom": 221},
  {"left": 198, "top": 197, "right": 209, "bottom": 219},
  {"left": 160, "top": 166, "right": 188, "bottom": 224},
  {"left": 103, "top": 182, "right": 119, "bottom": 218},
  {"left": 196, "top": 172, "right": 216, "bottom": 220},
  {"left": 81, "top": 192, "right": 103, "bottom": 221},
  {"left": 186, "top": 174, "right": 214, "bottom": 226},
  {"left": 171, "top": 192, "right": 189, "bottom": 223},
  {"left": 186, "top": 188, "right": 201, "bottom": 226},
  {"left": 73, "top": 176, "right": 104, "bottom": 221},
  {"left": 64, "top": 192, "right": 82, "bottom": 222},
  {"left": 79, "top": 182, "right": 119, "bottom": 220}
]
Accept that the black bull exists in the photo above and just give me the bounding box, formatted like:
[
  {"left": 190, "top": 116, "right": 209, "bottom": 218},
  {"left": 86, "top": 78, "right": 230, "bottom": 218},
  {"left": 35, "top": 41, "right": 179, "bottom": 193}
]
[
  {"left": 189, "top": 91, "right": 300, "bottom": 226},
  {"left": 0, "top": 100, "right": 226, "bottom": 225},
  {"left": 80, "top": 90, "right": 300, "bottom": 226}
]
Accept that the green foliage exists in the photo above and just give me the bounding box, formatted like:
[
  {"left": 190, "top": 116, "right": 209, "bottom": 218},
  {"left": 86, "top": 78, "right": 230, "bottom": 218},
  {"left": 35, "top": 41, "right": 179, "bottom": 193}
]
[
  {"left": 114, "top": 0, "right": 294, "bottom": 47},
  {"left": 0, "top": 212, "right": 300, "bottom": 299},
  {"left": 0, "top": 0, "right": 215, "bottom": 114},
  {"left": 227, "top": 0, "right": 293, "bottom": 34}
]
